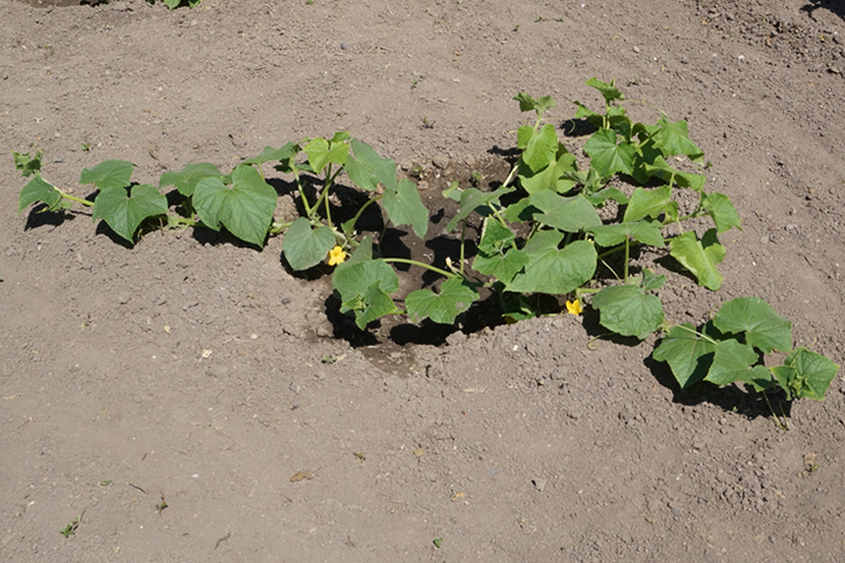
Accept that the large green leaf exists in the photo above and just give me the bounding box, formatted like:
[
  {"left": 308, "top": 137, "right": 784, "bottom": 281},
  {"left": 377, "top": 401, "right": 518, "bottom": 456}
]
[
  {"left": 702, "top": 192, "right": 741, "bottom": 233},
  {"left": 623, "top": 186, "right": 675, "bottom": 223},
  {"left": 282, "top": 217, "right": 336, "bottom": 270},
  {"left": 529, "top": 192, "right": 601, "bottom": 233},
  {"left": 242, "top": 143, "right": 297, "bottom": 168},
  {"left": 585, "top": 76, "right": 624, "bottom": 105},
  {"left": 653, "top": 322, "right": 719, "bottom": 389},
  {"left": 641, "top": 155, "right": 705, "bottom": 191},
  {"left": 712, "top": 297, "right": 792, "bottom": 353},
  {"left": 651, "top": 117, "right": 704, "bottom": 163},
  {"left": 583, "top": 129, "right": 635, "bottom": 178},
  {"left": 587, "top": 220, "right": 665, "bottom": 248},
  {"left": 771, "top": 347, "right": 839, "bottom": 400},
  {"left": 193, "top": 165, "right": 278, "bottom": 247},
  {"left": 518, "top": 150, "right": 578, "bottom": 195},
  {"left": 591, "top": 284, "right": 664, "bottom": 340},
  {"left": 477, "top": 218, "right": 515, "bottom": 255},
  {"left": 704, "top": 339, "right": 772, "bottom": 389},
  {"left": 345, "top": 139, "right": 396, "bottom": 192},
  {"left": 506, "top": 237, "right": 596, "bottom": 295},
  {"left": 80, "top": 160, "right": 135, "bottom": 190},
  {"left": 332, "top": 256, "right": 401, "bottom": 328},
  {"left": 159, "top": 163, "right": 223, "bottom": 196},
  {"left": 669, "top": 229, "right": 724, "bottom": 291},
  {"left": 406, "top": 278, "right": 478, "bottom": 325},
  {"left": 92, "top": 184, "right": 168, "bottom": 244},
  {"left": 473, "top": 249, "right": 530, "bottom": 283},
  {"left": 383, "top": 178, "right": 428, "bottom": 239},
  {"left": 19, "top": 174, "right": 63, "bottom": 212},
  {"left": 304, "top": 137, "right": 349, "bottom": 174},
  {"left": 521, "top": 123, "right": 559, "bottom": 172},
  {"left": 446, "top": 186, "right": 515, "bottom": 232},
  {"left": 513, "top": 92, "right": 557, "bottom": 116}
]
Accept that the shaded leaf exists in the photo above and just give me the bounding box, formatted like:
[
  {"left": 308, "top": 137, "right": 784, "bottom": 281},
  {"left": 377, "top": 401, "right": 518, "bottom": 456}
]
[
  {"left": 19, "top": 174, "right": 63, "bottom": 212},
  {"left": 80, "top": 160, "right": 135, "bottom": 190},
  {"left": 669, "top": 229, "right": 724, "bottom": 291},
  {"left": 591, "top": 284, "right": 664, "bottom": 340},
  {"left": 713, "top": 297, "right": 792, "bottom": 353},
  {"left": 406, "top": 278, "right": 478, "bottom": 324},
  {"left": 282, "top": 217, "right": 336, "bottom": 270},
  {"left": 193, "top": 165, "right": 278, "bottom": 247},
  {"left": 92, "top": 184, "right": 168, "bottom": 243},
  {"left": 383, "top": 178, "right": 428, "bottom": 238},
  {"left": 587, "top": 220, "right": 665, "bottom": 248},
  {"left": 772, "top": 348, "right": 839, "bottom": 400},
  {"left": 159, "top": 163, "right": 223, "bottom": 196},
  {"left": 446, "top": 186, "right": 515, "bottom": 232},
  {"left": 653, "top": 322, "right": 719, "bottom": 389},
  {"left": 345, "top": 139, "right": 397, "bottom": 192}
]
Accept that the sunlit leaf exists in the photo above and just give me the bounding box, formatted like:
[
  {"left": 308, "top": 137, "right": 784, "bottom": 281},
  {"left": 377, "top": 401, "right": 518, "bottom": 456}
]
[
  {"left": 669, "top": 229, "right": 724, "bottom": 291},
  {"left": 771, "top": 347, "right": 839, "bottom": 400},
  {"left": 591, "top": 284, "right": 664, "bottom": 340},
  {"left": 19, "top": 174, "right": 63, "bottom": 212},
  {"left": 80, "top": 160, "right": 135, "bottom": 190},
  {"left": 159, "top": 163, "right": 223, "bottom": 196},
  {"left": 713, "top": 297, "right": 792, "bottom": 353},
  {"left": 383, "top": 178, "right": 428, "bottom": 238},
  {"left": 406, "top": 278, "right": 478, "bottom": 324},
  {"left": 345, "top": 139, "right": 397, "bottom": 192},
  {"left": 92, "top": 184, "right": 168, "bottom": 243}
]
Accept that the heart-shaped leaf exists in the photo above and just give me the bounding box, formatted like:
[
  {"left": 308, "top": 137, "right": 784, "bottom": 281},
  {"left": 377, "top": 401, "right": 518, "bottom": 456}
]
[{"left": 92, "top": 184, "right": 168, "bottom": 243}]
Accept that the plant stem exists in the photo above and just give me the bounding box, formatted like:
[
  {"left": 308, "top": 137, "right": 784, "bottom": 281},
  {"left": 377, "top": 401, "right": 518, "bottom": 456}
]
[
  {"left": 459, "top": 221, "right": 467, "bottom": 276},
  {"left": 761, "top": 391, "right": 789, "bottom": 430},
  {"left": 382, "top": 258, "right": 459, "bottom": 279},
  {"left": 345, "top": 196, "right": 382, "bottom": 238},
  {"left": 62, "top": 192, "right": 94, "bottom": 207},
  {"left": 268, "top": 220, "right": 294, "bottom": 235},
  {"left": 624, "top": 236, "right": 630, "bottom": 285},
  {"left": 291, "top": 165, "right": 312, "bottom": 217}
]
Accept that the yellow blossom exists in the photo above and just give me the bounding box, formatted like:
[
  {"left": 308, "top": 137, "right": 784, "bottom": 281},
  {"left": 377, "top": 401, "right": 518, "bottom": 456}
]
[
  {"left": 327, "top": 246, "right": 346, "bottom": 266},
  {"left": 565, "top": 299, "right": 582, "bottom": 316}
]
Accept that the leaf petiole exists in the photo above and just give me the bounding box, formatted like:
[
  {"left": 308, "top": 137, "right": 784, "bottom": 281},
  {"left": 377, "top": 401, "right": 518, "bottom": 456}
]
[{"left": 382, "top": 258, "right": 460, "bottom": 279}]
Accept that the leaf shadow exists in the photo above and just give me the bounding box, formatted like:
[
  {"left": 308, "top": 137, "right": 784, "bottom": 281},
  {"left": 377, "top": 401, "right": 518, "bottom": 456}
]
[
  {"left": 802, "top": 1, "right": 845, "bottom": 21},
  {"left": 23, "top": 205, "right": 75, "bottom": 231},
  {"left": 644, "top": 353, "right": 793, "bottom": 421}
]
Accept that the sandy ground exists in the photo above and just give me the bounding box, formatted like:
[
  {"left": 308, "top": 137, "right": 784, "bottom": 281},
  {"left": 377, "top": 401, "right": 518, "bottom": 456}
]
[{"left": 2, "top": 0, "right": 845, "bottom": 561}]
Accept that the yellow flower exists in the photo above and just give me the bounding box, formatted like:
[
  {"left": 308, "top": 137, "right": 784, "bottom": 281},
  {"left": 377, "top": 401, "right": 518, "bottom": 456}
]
[
  {"left": 565, "top": 298, "right": 583, "bottom": 316},
  {"left": 327, "top": 246, "right": 346, "bottom": 266}
]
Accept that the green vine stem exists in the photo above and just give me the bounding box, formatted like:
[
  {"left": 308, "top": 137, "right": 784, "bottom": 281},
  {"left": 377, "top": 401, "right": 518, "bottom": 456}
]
[{"left": 382, "top": 258, "right": 459, "bottom": 279}]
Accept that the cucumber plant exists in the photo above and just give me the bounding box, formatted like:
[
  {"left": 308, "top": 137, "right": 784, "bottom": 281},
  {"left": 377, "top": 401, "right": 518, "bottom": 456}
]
[{"left": 14, "top": 78, "right": 838, "bottom": 423}]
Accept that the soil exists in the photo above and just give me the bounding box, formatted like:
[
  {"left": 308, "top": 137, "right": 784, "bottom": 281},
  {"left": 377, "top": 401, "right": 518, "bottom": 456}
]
[{"left": 2, "top": 0, "right": 845, "bottom": 561}]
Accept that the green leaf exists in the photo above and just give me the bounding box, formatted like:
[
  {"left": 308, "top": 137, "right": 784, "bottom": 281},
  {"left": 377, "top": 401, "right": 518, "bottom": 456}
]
[
  {"left": 193, "top": 165, "right": 278, "bottom": 247},
  {"left": 80, "top": 160, "right": 135, "bottom": 190},
  {"left": 587, "top": 220, "right": 665, "bottom": 248},
  {"left": 582, "top": 186, "right": 629, "bottom": 207},
  {"left": 332, "top": 257, "right": 401, "bottom": 328},
  {"left": 651, "top": 117, "right": 704, "bottom": 163},
  {"left": 702, "top": 192, "right": 742, "bottom": 233},
  {"left": 242, "top": 143, "right": 297, "bottom": 167},
  {"left": 583, "top": 129, "right": 636, "bottom": 178},
  {"left": 159, "top": 163, "right": 223, "bottom": 196},
  {"left": 13, "top": 149, "right": 43, "bottom": 177},
  {"left": 573, "top": 102, "right": 605, "bottom": 129},
  {"left": 282, "top": 217, "right": 336, "bottom": 270},
  {"left": 771, "top": 348, "right": 839, "bottom": 400},
  {"left": 669, "top": 229, "right": 724, "bottom": 291},
  {"left": 446, "top": 186, "right": 515, "bottom": 232},
  {"left": 345, "top": 139, "right": 397, "bottom": 192},
  {"left": 477, "top": 218, "right": 515, "bottom": 255},
  {"left": 513, "top": 92, "right": 556, "bottom": 116},
  {"left": 92, "top": 184, "right": 168, "bottom": 243},
  {"left": 585, "top": 77, "right": 624, "bottom": 105},
  {"left": 406, "top": 278, "right": 478, "bottom": 325},
  {"left": 19, "top": 174, "right": 63, "bottom": 212},
  {"left": 473, "top": 249, "right": 530, "bottom": 283},
  {"left": 641, "top": 155, "right": 706, "bottom": 191},
  {"left": 623, "top": 186, "right": 675, "bottom": 223},
  {"left": 529, "top": 192, "right": 601, "bottom": 232},
  {"left": 383, "top": 178, "right": 428, "bottom": 239},
  {"left": 304, "top": 137, "right": 349, "bottom": 174},
  {"left": 518, "top": 149, "right": 578, "bottom": 195},
  {"left": 653, "top": 321, "right": 721, "bottom": 389},
  {"left": 521, "top": 123, "right": 558, "bottom": 172},
  {"left": 712, "top": 297, "right": 792, "bottom": 353},
  {"left": 704, "top": 339, "right": 772, "bottom": 388},
  {"left": 639, "top": 268, "right": 666, "bottom": 291},
  {"left": 506, "top": 237, "right": 597, "bottom": 295},
  {"left": 591, "top": 284, "right": 664, "bottom": 340}
]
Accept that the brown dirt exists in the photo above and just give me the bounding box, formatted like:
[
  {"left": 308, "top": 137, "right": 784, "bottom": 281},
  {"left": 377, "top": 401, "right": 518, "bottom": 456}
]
[{"left": 2, "top": 0, "right": 845, "bottom": 561}]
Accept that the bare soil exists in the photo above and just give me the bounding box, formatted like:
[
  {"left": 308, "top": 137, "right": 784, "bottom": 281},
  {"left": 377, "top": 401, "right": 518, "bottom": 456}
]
[{"left": 2, "top": 0, "right": 845, "bottom": 561}]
